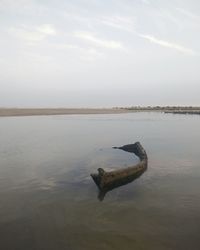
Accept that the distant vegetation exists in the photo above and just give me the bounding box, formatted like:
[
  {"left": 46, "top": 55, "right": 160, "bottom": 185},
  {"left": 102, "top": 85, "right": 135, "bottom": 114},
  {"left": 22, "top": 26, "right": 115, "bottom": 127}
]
[
  {"left": 114, "top": 106, "right": 200, "bottom": 115},
  {"left": 117, "top": 106, "right": 200, "bottom": 111}
]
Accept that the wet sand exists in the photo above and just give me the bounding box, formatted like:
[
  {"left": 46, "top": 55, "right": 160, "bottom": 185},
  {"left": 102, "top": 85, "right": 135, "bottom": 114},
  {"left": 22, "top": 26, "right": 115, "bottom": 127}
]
[{"left": 0, "top": 108, "right": 131, "bottom": 117}]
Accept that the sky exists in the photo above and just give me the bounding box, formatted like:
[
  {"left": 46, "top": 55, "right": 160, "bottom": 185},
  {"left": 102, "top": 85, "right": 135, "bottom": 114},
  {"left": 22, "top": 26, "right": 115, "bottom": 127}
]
[{"left": 0, "top": 0, "right": 200, "bottom": 107}]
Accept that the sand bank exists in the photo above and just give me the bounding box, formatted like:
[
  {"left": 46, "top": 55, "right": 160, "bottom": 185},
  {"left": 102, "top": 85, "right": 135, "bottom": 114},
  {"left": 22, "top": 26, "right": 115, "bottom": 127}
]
[{"left": 0, "top": 108, "right": 131, "bottom": 117}]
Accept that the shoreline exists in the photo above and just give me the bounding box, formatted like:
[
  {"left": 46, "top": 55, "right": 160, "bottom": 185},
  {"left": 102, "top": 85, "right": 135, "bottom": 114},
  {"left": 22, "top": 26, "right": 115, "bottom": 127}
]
[
  {"left": 0, "top": 108, "right": 132, "bottom": 117},
  {"left": 0, "top": 108, "right": 200, "bottom": 117}
]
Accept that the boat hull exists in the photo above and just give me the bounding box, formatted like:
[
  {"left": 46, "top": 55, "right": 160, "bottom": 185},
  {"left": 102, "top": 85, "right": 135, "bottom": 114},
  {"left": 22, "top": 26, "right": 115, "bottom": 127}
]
[{"left": 91, "top": 142, "right": 148, "bottom": 193}]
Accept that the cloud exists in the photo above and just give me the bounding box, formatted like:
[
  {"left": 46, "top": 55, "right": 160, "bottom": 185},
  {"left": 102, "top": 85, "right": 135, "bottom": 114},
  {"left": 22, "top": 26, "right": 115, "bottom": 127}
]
[
  {"left": 9, "top": 24, "right": 56, "bottom": 44},
  {"left": 22, "top": 51, "right": 53, "bottom": 63},
  {"left": 138, "top": 34, "right": 196, "bottom": 55},
  {"left": 63, "top": 11, "right": 135, "bottom": 34},
  {"left": 141, "top": 0, "right": 150, "bottom": 4},
  {"left": 80, "top": 48, "right": 104, "bottom": 61},
  {"left": 0, "top": 0, "right": 31, "bottom": 10},
  {"left": 10, "top": 27, "right": 43, "bottom": 42},
  {"left": 36, "top": 24, "right": 56, "bottom": 35},
  {"left": 100, "top": 15, "right": 135, "bottom": 32},
  {"left": 74, "top": 31, "right": 124, "bottom": 50},
  {"left": 53, "top": 43, "right": 80, "bottom": 50},
  {"left": 50, "top": 42, "right": 104, "bottom": 62},
  {"left": 176, "top": 8, "right": 200, "bottom": 20},
  {"left": 63, "top": 12, "right": 93, "bottom": 28}
]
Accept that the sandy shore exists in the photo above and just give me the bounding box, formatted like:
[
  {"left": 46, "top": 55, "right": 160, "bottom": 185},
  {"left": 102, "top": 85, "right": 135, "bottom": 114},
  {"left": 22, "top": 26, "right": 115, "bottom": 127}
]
[
  {"left": 1, "top": 108, "right": 199, "bottom": 117},
  {"left": 0, "top": 108, "right": 131, "bottom": 117}
]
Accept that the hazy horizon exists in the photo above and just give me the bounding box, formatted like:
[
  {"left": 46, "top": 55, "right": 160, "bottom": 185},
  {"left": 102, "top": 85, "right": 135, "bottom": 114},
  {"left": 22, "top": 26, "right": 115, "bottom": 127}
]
[{"left": 1, "top": 0, "right": 200, "bottom": 107}]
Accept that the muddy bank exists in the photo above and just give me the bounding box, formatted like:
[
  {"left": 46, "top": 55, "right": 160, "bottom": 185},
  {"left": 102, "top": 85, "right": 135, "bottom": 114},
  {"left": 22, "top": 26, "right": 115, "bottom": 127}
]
[{"left": 0, "top": 108, "right": 131, "bottom": 117}]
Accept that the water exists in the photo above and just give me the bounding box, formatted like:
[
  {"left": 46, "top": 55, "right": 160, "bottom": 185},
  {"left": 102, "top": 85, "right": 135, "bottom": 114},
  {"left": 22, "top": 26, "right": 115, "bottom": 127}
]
[{"left": 0, "top": 112, "right": 200, "bottom": 250}]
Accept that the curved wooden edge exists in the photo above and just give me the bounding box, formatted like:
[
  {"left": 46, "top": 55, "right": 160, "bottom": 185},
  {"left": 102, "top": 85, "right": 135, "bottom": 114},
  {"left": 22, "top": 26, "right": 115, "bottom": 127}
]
[{"left": 91, "top": 142, "right": 148, "bottom": 191}]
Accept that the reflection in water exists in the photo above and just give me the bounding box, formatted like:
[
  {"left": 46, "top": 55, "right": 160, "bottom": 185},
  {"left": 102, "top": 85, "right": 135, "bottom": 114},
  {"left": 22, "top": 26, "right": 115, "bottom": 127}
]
[{"left": 91, "top": 142, "right": 148, "bottom": 201}]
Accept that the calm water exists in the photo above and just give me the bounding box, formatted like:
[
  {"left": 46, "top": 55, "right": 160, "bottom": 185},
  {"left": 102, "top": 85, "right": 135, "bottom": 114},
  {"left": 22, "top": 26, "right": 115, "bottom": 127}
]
[{"left": 0, "top": 112, "right": 200, "bottom": 250}]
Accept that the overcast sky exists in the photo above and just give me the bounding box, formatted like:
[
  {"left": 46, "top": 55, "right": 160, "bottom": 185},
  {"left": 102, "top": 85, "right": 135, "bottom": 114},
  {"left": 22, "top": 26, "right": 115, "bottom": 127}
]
[{"left": 0, "top": 0, "right": 200, "bottom": 107}]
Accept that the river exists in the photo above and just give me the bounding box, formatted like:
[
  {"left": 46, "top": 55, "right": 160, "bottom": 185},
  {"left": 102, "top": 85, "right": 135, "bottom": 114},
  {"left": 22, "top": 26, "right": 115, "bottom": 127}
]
[{"left": 0, "top": 112, "right": 199, "bottom": 249}]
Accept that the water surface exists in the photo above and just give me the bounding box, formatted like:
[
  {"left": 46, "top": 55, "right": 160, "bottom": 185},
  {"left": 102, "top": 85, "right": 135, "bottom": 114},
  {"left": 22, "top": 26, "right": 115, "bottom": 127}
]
[{"left": 0, "top": 112, "right": 200, "bottom": 250}]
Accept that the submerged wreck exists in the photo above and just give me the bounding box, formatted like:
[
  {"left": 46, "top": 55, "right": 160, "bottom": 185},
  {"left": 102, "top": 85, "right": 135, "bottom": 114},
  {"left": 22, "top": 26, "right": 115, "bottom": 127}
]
[{"left": 91, "top": 142, "right": 148, "bottom": 200}]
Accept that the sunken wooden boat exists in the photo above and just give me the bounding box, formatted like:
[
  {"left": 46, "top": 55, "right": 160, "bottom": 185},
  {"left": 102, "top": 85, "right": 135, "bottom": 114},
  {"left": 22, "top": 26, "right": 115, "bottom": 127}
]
[{"left": 91, "top": 142, "right": 148, "bottom": 195}]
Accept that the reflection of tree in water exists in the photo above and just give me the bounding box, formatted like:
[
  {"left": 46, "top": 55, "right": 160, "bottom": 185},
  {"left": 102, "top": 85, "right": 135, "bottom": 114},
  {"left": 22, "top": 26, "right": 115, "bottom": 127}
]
[{"left": 91, "top": 142, "right": 148, "bottom": 201}]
